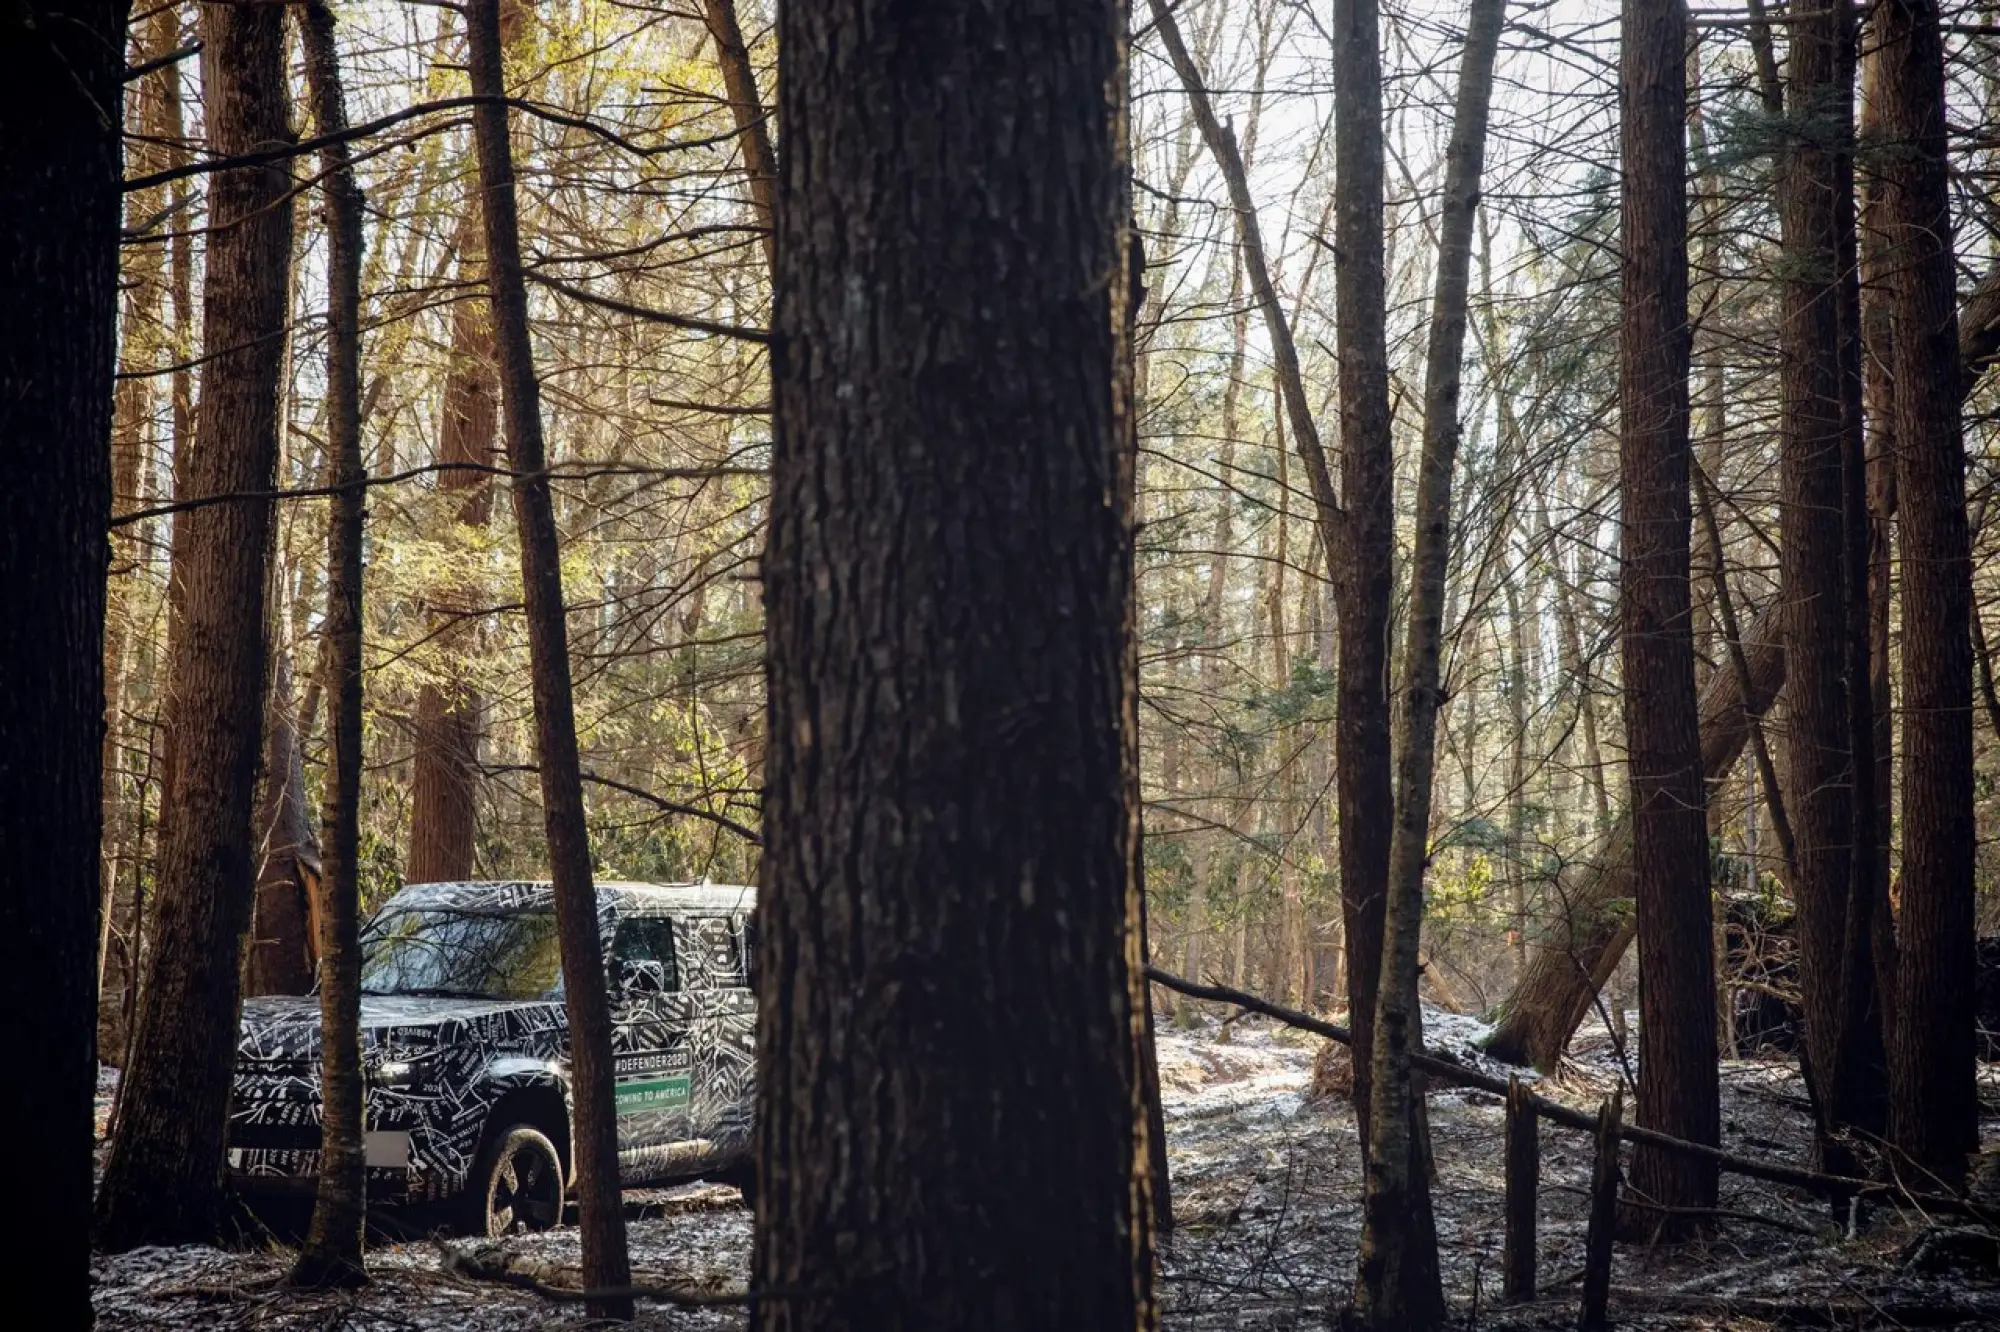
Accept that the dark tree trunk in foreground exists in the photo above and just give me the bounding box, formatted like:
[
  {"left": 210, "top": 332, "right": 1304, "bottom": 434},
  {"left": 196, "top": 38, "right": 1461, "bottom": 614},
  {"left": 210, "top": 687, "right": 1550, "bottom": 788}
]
[
  {"left": 1333, "top": 0, "right": 1397, "bottom": 1151},
  {"left": 756, "top": 3, "right": 1155, "bottom": 1329},
  {"left": 465, "top": 0, "right": 633, "bottom": 1314},
  {"left": 1617, "top": 0, "right": 1719, "bottom": 1228},
  {"left": 1776, "top": 0, "right": 1884, "bottom": 1178},
  {"left": 293, "top": 0, "right": 370, "bottom": 1288},
  {"left": 0, "top": 0, "right": 125, "bottom": 1315},
  {"left": 1358, "top": 0, "right": 1503, "bottom": 1321},
  {"left": 1879, "top": 0, "right": 1978, "bottom": 1187},
  {"left": 97, "top": 0, "right": 293, "bottom": 1251}
]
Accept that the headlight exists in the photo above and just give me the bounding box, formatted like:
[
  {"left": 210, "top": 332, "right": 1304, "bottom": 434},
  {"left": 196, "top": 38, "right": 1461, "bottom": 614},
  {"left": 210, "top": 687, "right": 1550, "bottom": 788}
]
[{"left": 368, "top": 1057, "right": 427, "bottom": 1089}]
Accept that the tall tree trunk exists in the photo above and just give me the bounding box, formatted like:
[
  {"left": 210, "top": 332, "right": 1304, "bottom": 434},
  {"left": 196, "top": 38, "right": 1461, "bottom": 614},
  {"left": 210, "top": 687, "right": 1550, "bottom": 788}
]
[
  {"left": 405, "top": 209, "right": 496, "bottom": 884},
  {"left": 96, "top": 0, "right": 293, "bottom": 1250},
  {"left": 1859, "top": 45, "right": 1901, "bottom": 1016},
  {"left": 1617, "top": 0, "right": 1719, "bottom": 1227},
  {"left": 465, "top": 0, "right": 634, "bottom": 1313},
  {"left": 1331, "top": 0, "right": 1397, "bottom": 1154},
  {"left": 1879, "top": 0, "right": 1978, "bottom": 1187},
  {"left": 292, "top": 0, "right": 369, "bottom": 1287},
  {"left": 1505, "top": 579, "right": 1530, "bottom": 974},
  {"left": 755, "top": 3, "right": 1155, "bottom": 1328},
  {"left": 1775, "top": 0, "right": 1881, "bottom": 1178},
  {"left": 101, "top": 5, "right": 180, "bottom": 1056},
  {"left": 0, "top": 0, "right": 124, "bottom": 1315},
  {"left": 1832, "top": 0, "right": 1891, "bottom": 1167},
  {"left": 701, "top": 0, "right": 776, "bottom": 274},
  {"left": 1357, "top": 0, "right": 1503, "bottom": 1319}
]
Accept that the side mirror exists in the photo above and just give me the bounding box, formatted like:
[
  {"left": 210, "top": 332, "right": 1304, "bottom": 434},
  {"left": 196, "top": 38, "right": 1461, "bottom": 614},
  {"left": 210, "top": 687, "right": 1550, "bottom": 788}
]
[{"left": 618, "top": 958, "right": 668, "bottom": 996}]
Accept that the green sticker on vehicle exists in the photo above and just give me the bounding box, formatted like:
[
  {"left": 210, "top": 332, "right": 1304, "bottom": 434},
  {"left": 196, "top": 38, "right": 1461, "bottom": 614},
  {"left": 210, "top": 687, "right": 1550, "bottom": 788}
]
[{"left": 615, "top": 1074, "right": 691, "bottom": 1114}]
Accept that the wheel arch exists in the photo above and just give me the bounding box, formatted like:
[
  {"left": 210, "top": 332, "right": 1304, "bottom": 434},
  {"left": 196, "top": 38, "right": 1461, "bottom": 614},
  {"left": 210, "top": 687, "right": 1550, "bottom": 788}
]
[{"left": 478, "top": 1066, "right": 572, "bottom": 1185}]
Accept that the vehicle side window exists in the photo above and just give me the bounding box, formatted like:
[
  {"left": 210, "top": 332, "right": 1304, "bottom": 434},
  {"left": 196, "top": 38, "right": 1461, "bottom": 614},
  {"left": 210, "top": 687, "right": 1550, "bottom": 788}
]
[
  {"left": 739, "top": 912, "right": 758, "bottom": 991},
  {"left": 679, "top": 915, "right": 747, "bottom": 990},
  {"left": 610, "top": 916, "right": 680, "bottom": 996}
]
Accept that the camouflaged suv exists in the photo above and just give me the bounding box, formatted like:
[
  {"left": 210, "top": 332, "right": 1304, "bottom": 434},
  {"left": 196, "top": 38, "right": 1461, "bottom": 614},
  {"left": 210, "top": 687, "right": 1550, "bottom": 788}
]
[{"left": 228, "top": 880, "right": 757, "bottom": 1235}]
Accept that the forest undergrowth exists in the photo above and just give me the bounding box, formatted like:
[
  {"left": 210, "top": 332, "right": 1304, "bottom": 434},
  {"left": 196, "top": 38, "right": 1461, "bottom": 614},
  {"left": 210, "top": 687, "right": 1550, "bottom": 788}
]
[{"left": 89, "top": 1010, "right": 2000, "bottom": 1331}]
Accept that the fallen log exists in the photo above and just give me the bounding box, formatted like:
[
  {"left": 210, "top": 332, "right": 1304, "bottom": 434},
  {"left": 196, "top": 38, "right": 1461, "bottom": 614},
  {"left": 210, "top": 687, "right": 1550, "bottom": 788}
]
[{"left": 1145, "top": 965, "right": 1995, "bottom": 1220}]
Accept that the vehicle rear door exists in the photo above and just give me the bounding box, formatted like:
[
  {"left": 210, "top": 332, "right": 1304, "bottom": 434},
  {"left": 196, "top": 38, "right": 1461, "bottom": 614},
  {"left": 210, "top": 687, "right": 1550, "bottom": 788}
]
[
  {"left": 675, "top": 913, "right": 756, "bottom": 1161},
  {"left": 607, "top": 912, "right": 695, "bottom": 1178}
]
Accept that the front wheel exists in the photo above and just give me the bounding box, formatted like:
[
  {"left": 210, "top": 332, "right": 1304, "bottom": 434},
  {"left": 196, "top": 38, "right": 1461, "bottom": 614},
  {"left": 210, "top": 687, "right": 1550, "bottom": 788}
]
[{"left": 462, "top": 1123, "right": 565, "bottom": 1237}]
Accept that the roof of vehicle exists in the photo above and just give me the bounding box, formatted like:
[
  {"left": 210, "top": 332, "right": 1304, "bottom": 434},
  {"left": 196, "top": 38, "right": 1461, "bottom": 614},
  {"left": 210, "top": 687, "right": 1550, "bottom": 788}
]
[{"left": 384, "top": 879, "right": 756, "bottom": 916}]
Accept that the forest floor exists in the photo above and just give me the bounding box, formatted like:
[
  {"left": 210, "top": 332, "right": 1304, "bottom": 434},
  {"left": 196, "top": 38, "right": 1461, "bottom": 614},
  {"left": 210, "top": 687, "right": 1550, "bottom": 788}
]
[{"left": 91, "top": 1011, "right": 2000, "bottom": 1330}]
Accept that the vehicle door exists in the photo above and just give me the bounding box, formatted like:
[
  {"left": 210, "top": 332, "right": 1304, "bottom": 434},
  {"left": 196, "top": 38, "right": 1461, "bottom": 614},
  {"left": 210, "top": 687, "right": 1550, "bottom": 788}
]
[
  {"left": 607, "top": 912, "right": 695, "bottom": 1179},
  {"left": 674, "top": 913, "right": 755, "bottom": 1161}
]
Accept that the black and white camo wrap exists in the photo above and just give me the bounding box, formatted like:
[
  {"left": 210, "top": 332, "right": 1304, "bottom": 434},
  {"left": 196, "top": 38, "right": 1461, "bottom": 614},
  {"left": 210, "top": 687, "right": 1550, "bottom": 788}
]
[{"left": 229, "top": 880, "right": 757, "bottom": 1206}]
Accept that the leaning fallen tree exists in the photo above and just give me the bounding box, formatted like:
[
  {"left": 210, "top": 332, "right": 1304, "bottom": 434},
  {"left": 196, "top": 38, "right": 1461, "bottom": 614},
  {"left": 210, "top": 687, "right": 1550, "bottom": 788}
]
[
  {"left": 1482, "top": 604, "right": 1783, "bottom": 1069},
  {"left": 1483, "top": 288, "right": 2000, "bottom": 1072}
]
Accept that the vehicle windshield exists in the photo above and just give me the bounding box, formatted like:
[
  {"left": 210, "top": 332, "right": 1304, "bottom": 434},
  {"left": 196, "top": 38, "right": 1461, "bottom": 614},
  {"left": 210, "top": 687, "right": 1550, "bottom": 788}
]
[{"left": 359, "top": 906, "right": 564, "bottom": 1001}]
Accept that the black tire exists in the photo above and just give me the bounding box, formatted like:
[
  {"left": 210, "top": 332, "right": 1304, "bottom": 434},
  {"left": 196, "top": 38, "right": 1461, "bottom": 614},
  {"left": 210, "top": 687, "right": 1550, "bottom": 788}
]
[
  {"left": 461, "top": 1123, "right": 565, "bottom": 1238},
  {"left": 718, "top": 1157, "right": 757, "bottom": 1212}
]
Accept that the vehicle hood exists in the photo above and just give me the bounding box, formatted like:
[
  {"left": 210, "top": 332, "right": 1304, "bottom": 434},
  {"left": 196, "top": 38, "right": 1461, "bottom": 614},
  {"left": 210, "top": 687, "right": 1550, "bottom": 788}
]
[{"left": 237, "top": 993, "right": 561, "bottom": 1067}]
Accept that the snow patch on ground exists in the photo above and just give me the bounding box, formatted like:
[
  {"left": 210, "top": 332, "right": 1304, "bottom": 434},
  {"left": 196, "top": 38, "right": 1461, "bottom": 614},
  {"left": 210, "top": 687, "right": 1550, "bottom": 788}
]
[{"left": 90, "top": 1011, "right": 2000, "bottom": 1329}]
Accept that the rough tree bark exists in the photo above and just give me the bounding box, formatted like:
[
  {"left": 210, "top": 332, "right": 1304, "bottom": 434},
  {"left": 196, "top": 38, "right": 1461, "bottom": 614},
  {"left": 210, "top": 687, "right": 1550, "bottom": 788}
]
[
  {"left": 1617, "top": 0, "right": 1720, "bottom": 1226},
  {"left": 292, "top": 0, "right": 369, "bottom": 1287},
  {"left": 1775, "top": 0, "right": 1884, "bottom": 1177},
  {"left": 465, "top": 0, "right": 634, "bottom": 1314},
  {"left": 96, "top": 0, "right": 294, "bottom": 1251},
  {"left": 0, "top": 0, "right": 125, "bottom": 1315},
  {"left": 754, "top": 2, "right": 1155, "bottom": 1328},
  {"left": 1878, "top": 0, "right": 1978, "bottom": 1187},
  {"left": 1357, "top": 0, "right": 1503, "bottom": 1321}
]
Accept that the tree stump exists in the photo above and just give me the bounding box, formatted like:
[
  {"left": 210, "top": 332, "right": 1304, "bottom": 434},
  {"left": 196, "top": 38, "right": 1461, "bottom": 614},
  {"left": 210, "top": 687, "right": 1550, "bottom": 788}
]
[
  {"left": 1579, "top": 1088, "right": 1623, "bottom": 1332},
  {"left": 1504, "top": 1074, "right": 1539, "bottom": 1303}
]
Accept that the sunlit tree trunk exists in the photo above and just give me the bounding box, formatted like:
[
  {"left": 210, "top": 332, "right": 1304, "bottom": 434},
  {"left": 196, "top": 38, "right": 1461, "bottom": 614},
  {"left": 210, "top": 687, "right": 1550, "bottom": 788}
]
[
  {"left": 1356, "top": 0, "right": 1503, "bottom": 1317},
  {"left": 466, "top": 0, "right": 634, "bottom": 1312},
  {"left": 97, "top": 0, "right": 294, "bottom": 1250},
  {"left": 292, "top": 0, "right": 370, "bottom": 1287}
]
